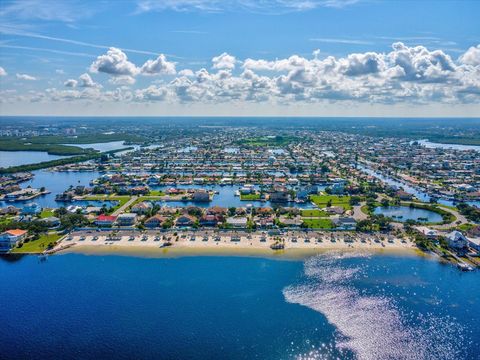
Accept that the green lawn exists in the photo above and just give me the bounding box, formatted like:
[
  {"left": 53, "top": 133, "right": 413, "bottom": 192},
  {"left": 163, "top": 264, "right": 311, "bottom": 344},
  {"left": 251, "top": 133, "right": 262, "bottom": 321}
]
[
  {"left": 40, "top": 209, "right": 54, "bottom": 218},
  {"left": 0, "top": 216, "right": 13, "bottom": 226},
  {"left": 240, "top": 193, "right": 261, "bottom": 200},
  {"left": 12, "top": 233, "right": 61, "bottom": 253},
  {"left": 309, "top": 195, "right": 352, "bottom": 210},
  {"left": 148, "top": 190, "right": 165, "bottom": 196},
  {"left": 301, "top": 209, "right": 331, "bottom": 217},
  {"left": 302, "top": 218, "right": 334, "bottom": 229}
]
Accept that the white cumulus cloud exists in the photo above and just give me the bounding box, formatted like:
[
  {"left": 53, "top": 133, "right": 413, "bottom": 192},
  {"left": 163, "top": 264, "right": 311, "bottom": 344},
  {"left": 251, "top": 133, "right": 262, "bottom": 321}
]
[
  {"left": 140, "top": 54, "right": 176, "bottom": 75},
  {"left": 90, "top": 47, "right": 139, "bottom": 77},
  {"left": 16, "top": 73, "right": 36, "bottom": 80},
  {"left": 212, "top": 52, "right": 236, "bottom": 70},
  {"left": 459, "top": 45, "right": 480, "bottom": 66}
]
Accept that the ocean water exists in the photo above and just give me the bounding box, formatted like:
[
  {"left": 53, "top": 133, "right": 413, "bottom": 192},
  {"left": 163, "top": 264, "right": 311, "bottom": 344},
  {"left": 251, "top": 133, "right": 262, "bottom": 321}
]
[{"left": 0, "top": 253, "right": 478, "bottom": 360}]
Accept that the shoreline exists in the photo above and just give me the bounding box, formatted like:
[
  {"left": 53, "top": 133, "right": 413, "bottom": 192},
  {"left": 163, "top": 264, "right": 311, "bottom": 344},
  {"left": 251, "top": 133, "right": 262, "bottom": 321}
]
[{"left": 60, "top": 242, "right": 423, "bottom": 260}]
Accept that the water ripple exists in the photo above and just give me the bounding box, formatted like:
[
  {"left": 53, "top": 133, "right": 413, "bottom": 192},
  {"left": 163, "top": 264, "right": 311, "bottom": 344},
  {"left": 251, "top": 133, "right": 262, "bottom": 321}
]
[{"left": 283, "top": 252, "right": 467, "bottom": 360}]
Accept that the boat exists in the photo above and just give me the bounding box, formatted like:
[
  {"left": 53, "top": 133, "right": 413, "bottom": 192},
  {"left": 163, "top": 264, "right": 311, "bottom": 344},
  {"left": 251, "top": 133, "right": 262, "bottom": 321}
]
[{"left": 457, "top": 263, "right": 474, "bottom": 272}]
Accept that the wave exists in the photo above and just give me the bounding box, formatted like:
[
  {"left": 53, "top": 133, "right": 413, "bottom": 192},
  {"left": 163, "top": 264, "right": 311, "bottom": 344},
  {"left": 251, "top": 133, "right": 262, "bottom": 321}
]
[{"left": 283, "top": 252, "right": 467, "bottom": 360}]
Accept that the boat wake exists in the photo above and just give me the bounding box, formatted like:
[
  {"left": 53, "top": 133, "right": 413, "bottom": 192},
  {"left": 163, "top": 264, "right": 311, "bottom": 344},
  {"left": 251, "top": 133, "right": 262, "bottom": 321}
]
[{"left": 283, "top": 252, "right": 468, "bottom": 360}]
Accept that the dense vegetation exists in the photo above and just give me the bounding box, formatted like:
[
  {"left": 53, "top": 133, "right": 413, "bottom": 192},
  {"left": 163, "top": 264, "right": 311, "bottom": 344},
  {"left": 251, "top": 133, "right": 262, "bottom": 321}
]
[
  {"left": 0, "top": 139, "right": 90, "bottom": 155},
  {"left": 0, "top": 133, "right": 144, "bottom": 156},
  {"left": 457, "top": 203, "right": 480, "bottom": 222}
]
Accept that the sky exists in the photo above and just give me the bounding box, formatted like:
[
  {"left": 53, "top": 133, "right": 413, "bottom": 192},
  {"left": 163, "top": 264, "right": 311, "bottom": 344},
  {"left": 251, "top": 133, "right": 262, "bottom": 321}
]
[{"left": 0, "top": 0, "right": 479, "bottom": 117}]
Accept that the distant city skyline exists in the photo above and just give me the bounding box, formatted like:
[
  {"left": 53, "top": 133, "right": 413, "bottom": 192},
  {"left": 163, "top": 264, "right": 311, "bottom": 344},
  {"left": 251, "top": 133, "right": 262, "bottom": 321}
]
[{"left": 0, "top": 0, "right": 479, "bottom": 116}]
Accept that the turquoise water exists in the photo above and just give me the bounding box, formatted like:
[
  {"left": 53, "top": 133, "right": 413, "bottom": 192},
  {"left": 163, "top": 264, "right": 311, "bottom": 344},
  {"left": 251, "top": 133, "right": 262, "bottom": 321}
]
[{"left": 0, "top": 253, "right": 478, "bottom": 359}]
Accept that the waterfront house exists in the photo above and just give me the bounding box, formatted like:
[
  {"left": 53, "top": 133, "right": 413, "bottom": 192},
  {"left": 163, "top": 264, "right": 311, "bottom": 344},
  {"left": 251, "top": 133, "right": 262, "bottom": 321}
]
[
  {"left": 131, "top": 202, "right": 153, "bottom": 214},
  {"left": 131, "top": 186, "right": 150, "bottom": 195},
  {"left": 395, "top": 190, "right": 413, "bottom": 201},
  {"left": 330, "top": 182, "right": 345, "bottom": 195},
  {"left": 206, "top": 206, "right": 227, "bottom": 217},
  {"left": 0, "top": 229, "right": 27, "bottom": 252},
  {"left": 254, "top": 215, "right": 275, "bottom": 228},
  {"left": 96, "top": 215, "right": 117, "bottom": 227},
  {"left": 199, "top": 214, "right": 218, "bottom": 227},
  {"left": 116, "top": 213, "right": 137, "bottom": 226},
  {"left": 467, "top": 237, "right": 480, "bottom": 252},
  {"left": 22, "top": 202, "right": 41, "bottom": 215},
  {"left": 269, "top": 189, "right": 289, "bottom": 203},
  {"left": 145, "top": 215, "right": 168, "bottom": 228},
  {"left": 175, "top": 215, "right": 196, "bottom": 227},
  {"left": 192, "top": 190, "right": 210, "bottom": 202},
  {"left": 41, "top": 216, "right": 61, "bottom": 228},
  {"left": 416, "top": 226, "right": 438, "bottom": 239},
  {"left": 446, "top": 231, "right": 469, "bottom": 250},
  {"left": 333, "top": 217, "right": 357, "bottom": 230},
  {"left": 0, "top": 206, "right": 20, "bottom": 215},
  {"left": 279, "top": 216, "right": 302, "bottom": 228},
  {"left": 226, "top": 217, "right": 248, "bottom": 228},
  {"left": 326, "top": 206, "right": 345, "bottom": 215}
]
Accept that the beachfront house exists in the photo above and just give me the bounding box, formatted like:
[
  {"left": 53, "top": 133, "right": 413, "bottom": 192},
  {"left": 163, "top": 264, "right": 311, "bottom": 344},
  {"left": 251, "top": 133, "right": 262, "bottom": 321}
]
[
  {"left": 96, "top": 215, "right": 117, "bottom": 227},
  {"left": 199, "top": 214, "right": 218, "bottom": 227},
  {"left": 254, "top": 215, "right": 275, "bottom": 228},
  {"left": 0, "top": 229, "right": 27, "bottom": 252},
  {"left": 145, "top": 215, "right": 168, "bottom": 228},
  {"left": 226, "top": 217, "right": 248, "bottom": 228},
  {"left": 116, "top": 213, "right": 137, "bottom": 226},
  {"left": 333, "top": 217, "right": 357, "bottom": 230},
  {"left": 175, "top": 215, "right": 196, "bottom": 227}
]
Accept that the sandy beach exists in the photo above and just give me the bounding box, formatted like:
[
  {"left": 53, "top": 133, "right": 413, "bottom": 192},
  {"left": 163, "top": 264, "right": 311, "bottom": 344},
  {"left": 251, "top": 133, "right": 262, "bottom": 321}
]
[{"left": 58, "top": 229, "right": 420, "bottom": 259}]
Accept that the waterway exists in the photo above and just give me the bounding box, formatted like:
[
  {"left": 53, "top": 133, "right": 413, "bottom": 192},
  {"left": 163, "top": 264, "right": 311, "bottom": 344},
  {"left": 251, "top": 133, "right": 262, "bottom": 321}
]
[
  {"left": 1, "top": 171, "right": 320, "bottom": 209},
  {"left": 416, "top": 139, "right": 480, "bottom": 152},
  {"left": 357, "top": 164, "right": 480, "bottom": 209},
  {"left": 0, "top": 252, "right": 477, "bottom": 359},
  {"left": 0, "top": 151, "right": 69, "bottom": 168}
]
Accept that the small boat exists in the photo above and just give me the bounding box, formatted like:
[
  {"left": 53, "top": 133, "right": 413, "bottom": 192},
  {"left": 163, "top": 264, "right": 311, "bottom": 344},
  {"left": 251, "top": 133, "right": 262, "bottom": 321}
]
[{"left": 457, "top": 263, "right": 474, "bottom": 272}]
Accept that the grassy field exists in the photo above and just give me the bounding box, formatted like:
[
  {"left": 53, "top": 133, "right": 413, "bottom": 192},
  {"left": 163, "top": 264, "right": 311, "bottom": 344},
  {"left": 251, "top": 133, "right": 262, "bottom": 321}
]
[
  {"left": 147, "top": 190, "right": 166, "bottom": 196},
  {"left": 302, "top": 218, "right": 334, "bottom": 229},
  {"left": 240, "top": 193, "right": 261, "bottom": 200},
  {"left": 40, "top": 209, "right": 55, "bottom": 218},
  {"left": 301, "top": 209, "right": 331, "bottom": 217},
  {"left": 310, "top": 195, "right": 352, "bottom": 210},
  {"left": 12, "top": 233, "right": 61, "bottom": 253}
]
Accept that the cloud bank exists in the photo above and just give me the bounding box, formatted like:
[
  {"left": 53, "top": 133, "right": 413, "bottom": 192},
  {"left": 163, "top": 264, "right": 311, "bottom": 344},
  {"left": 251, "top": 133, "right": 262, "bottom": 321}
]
[{"left": 4, "top": 43, "right": 480, "bottom": 110}]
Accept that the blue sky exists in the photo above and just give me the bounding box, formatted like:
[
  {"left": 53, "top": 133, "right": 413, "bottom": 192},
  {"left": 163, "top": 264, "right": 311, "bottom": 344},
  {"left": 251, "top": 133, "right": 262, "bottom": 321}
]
[{"left": 0, "top": 0, "right": 479, "bottom": 116}]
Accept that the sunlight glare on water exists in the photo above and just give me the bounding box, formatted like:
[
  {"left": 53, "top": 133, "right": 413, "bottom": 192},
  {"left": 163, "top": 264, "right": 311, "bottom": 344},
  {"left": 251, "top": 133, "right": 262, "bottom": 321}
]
[{"left": 283, "top": 252, "right": 468, "bottom": 360}]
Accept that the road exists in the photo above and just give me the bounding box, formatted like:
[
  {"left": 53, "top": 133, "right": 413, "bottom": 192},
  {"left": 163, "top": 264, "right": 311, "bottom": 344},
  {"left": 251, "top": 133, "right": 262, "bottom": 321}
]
[{"left": 112, "top": 196, "right": 138, "bottom": 216}]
